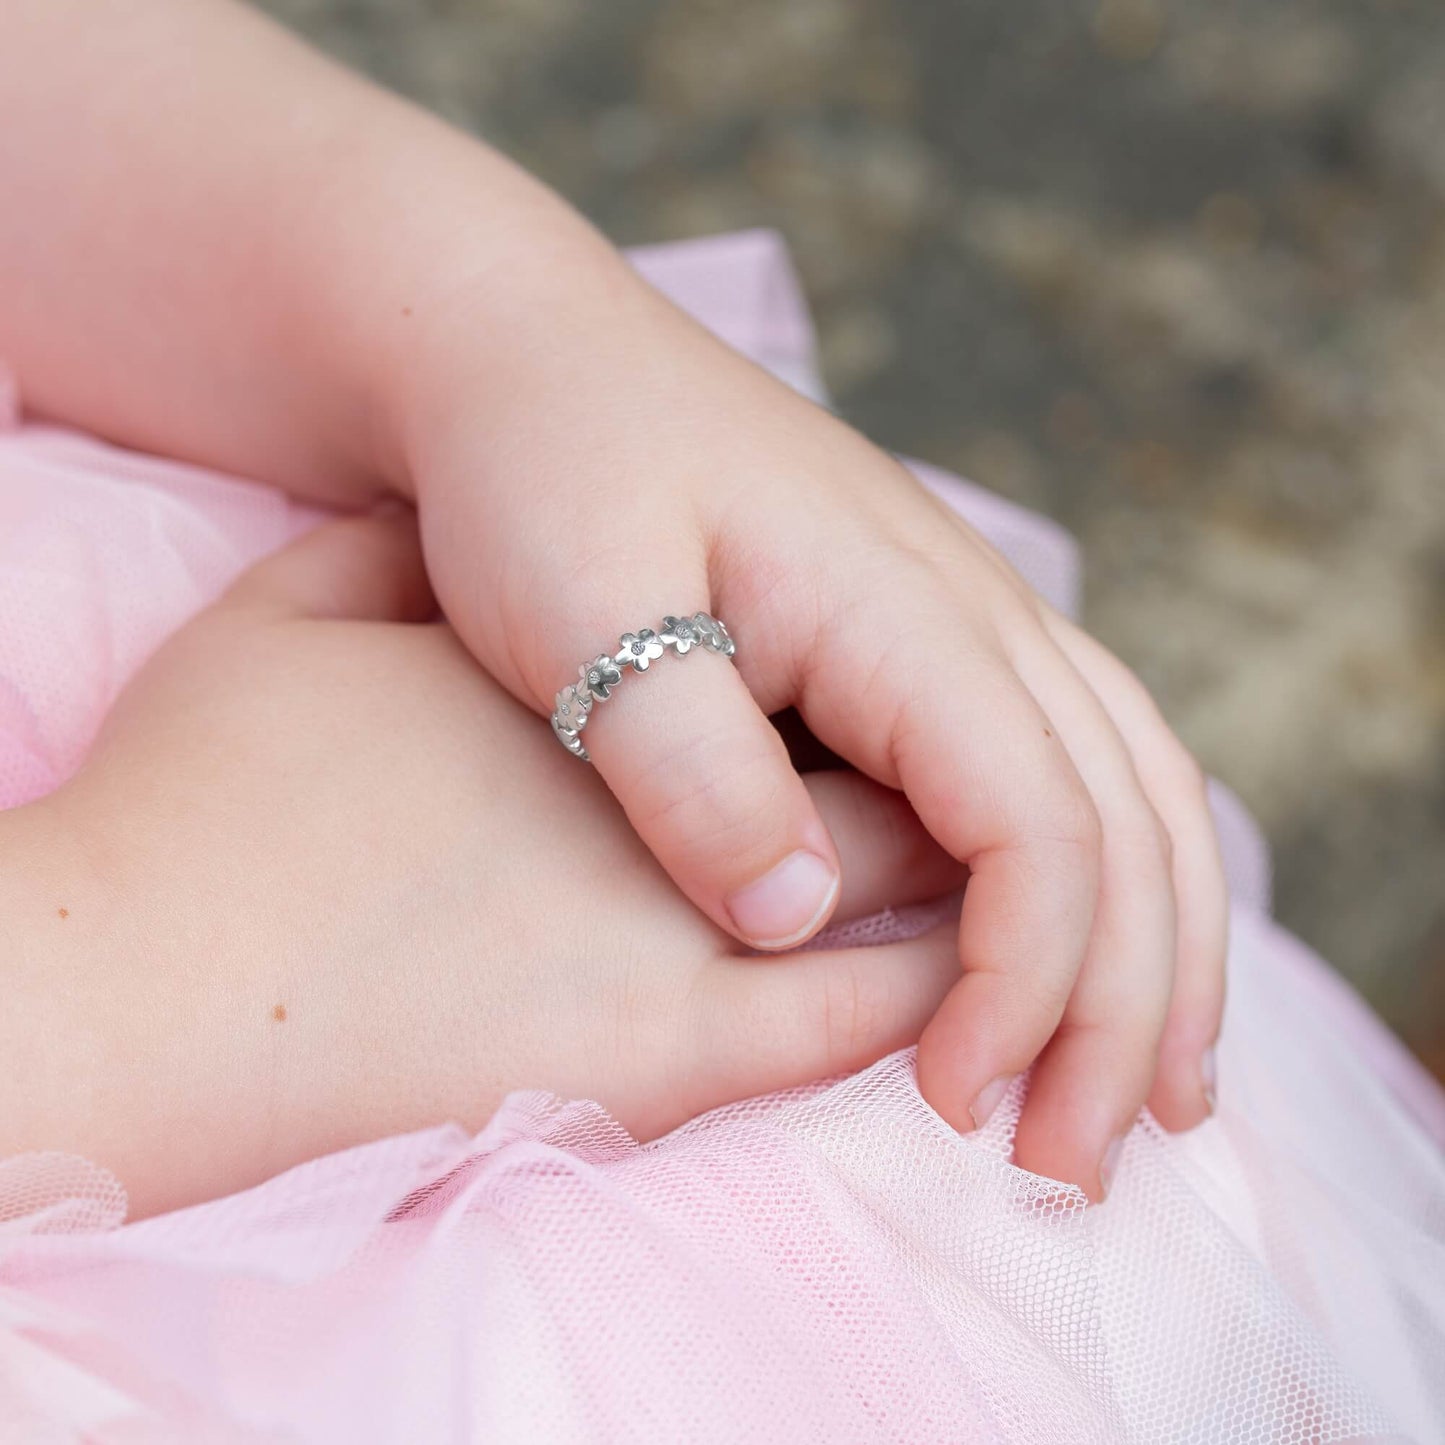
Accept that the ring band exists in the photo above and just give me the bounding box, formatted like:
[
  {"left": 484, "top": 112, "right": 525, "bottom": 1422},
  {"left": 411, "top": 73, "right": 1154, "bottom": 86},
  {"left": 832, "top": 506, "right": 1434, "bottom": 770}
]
[{"left": 551, "top": 611, "right": 737, "bottom": 761}]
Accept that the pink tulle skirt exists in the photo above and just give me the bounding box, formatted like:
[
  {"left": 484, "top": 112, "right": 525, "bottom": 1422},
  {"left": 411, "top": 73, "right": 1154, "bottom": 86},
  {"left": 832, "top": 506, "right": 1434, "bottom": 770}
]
[{"left": 1, "top": 234, "right": 1442, "bottom": 1444}]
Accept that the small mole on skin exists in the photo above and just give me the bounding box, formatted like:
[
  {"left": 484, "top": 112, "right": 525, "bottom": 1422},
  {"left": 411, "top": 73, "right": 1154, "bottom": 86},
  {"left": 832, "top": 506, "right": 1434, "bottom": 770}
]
[
  {"left": 1043, "top": 728, "right": 1053, "bottom": 738},
  {"left": 401, "top": 306, "right": 412, "bottom": 317},
  {"left": 57, "top": 907, "right": 69, "bottom": 919},
  {"left": 272, "top": 1003, "right": 288, "bottom": 1022}
]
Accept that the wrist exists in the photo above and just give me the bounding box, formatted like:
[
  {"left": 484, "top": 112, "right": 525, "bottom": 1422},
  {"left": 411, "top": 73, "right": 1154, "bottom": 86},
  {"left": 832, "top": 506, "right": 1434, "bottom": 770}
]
[
  {"left": 282, "top": 98, "right": 638, "bottom": 503},
  {"left": 370, "top": 222, "right": 658, "bottom": 507}
]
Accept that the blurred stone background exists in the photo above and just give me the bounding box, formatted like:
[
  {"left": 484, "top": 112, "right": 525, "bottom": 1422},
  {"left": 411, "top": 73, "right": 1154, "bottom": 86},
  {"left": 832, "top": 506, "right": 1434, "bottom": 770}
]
[{"left": 259, "top": 0, "right": 1445, "bottom": 1078}]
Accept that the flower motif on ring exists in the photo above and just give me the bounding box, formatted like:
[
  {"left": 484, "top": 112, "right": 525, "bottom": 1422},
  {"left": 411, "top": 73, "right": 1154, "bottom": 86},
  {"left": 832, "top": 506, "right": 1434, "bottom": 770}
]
[
  {"left": 581, "top": 654, "right": 623, "bottom": 702},
  {"left": 616, "top": 628, "right": 665, "bottom": 673},
  {"left": 661, "top": 615, "right": 701, "bottom": 655},
  {"left": 692, "top": 612, "right": 735, "bottom": 656},
  {"left": 553, "top": 683, "right": 591, "bottom": 733},
  {"left": 552, "top": 712, "right": 587, "bottom": 756}
]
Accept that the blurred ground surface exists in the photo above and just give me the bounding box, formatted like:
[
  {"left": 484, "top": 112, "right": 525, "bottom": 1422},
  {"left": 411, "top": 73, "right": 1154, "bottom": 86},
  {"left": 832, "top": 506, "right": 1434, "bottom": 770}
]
[{"left": 260, "top": 0, "right": 1445, "bottom": 1078}]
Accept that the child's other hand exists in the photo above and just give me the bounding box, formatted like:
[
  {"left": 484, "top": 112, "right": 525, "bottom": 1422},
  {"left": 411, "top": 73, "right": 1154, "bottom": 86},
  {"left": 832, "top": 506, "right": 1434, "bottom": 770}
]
[
  {"left": 2, "top": 515, "right": 964, "bottom": 1218},
  {"left": 392, "top": 275, "right": 1227, "bottom": 1200},
  {"left": 0, "top": 0, "right": 1221, "bottom": 1201}
]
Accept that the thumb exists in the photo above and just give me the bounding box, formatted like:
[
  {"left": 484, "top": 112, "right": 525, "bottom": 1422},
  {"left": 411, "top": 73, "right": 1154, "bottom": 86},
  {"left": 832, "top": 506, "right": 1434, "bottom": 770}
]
[
  {"left": 555, "top": 606, "right": 842, "bottom": 951},
  {"left": 220, "top": 508, "right": 435, "bottom": 624}
]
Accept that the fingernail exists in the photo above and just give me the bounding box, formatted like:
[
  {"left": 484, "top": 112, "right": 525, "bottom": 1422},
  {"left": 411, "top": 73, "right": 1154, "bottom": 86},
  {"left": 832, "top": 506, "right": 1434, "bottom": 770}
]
[
  {"left": 968, "top": 1073, "right": 1018, "bottom": 1131},
  {"left": 1201, "top": 1048, "right": 1218, "bottom": 1113},
  {"left": 725, "top": 850, "right": 839, "bottom": 950},
  {"left": 1099, "top": 1135, "right": 1127, "bottom": 1199}
]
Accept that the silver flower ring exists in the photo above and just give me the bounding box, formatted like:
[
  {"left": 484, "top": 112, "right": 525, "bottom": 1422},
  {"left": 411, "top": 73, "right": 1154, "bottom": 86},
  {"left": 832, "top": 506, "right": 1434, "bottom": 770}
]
[{"left": 551, "top": 611, "right": 737, "bottom": 761}]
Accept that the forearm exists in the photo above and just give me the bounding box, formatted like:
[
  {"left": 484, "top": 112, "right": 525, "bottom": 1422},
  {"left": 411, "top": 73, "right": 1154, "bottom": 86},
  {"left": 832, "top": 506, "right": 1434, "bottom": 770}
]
[{"left": 0, "top": 0, "right": 629, "bottom": 504}]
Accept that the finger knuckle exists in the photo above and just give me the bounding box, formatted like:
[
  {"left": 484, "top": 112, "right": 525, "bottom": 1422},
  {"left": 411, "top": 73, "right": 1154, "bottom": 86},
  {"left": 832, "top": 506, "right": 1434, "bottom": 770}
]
[
  {"left": 1140, "top": 803, "right": 1175, "bottom": 870},
  {"left": 1170, "top": 744, "right": 1210, "bottom": 804},
  {"left": 1019, "top": 980, "right": 1074, "bottom": 1045},
  {"left": 1104, "top": 790, "right": 1174, "bottom": 874},
  {"left": 1054, "top": 1018, "right": 1161, "bottom": 1098},
  {"left": 1154, "top": 811, "right": 1176, "bottom": 869},
  {"left": 1052, "top": 787, "right": 1104, "bottom": 858},
  {"left": 973, "top": 964, "right": 1072, "bottom": 1049},
  {"left": 630, "top": 737, "right": 790, "bottom": 864},
  {"left": 823, "top": 963, "right": 883, "bottom": 1072}
]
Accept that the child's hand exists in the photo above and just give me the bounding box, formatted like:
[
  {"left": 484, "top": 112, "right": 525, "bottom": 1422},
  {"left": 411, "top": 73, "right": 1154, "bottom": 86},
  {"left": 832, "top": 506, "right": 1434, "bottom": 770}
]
[
  {"left": 0, "top": 515, "right": 964, "bottom": 1219},
  {"left": 388, "top": 273, "right": 1227, "bottom": 1200},
  {"left": 2, "top": 0, "right": 1223, "bottom": 1201}
]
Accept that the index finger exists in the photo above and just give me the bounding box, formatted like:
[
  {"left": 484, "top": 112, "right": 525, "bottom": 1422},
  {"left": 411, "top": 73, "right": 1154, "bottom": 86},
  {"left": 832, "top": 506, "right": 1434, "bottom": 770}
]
[{"left": 802, "top": 629, "right": 1102, "bottom": 1132}]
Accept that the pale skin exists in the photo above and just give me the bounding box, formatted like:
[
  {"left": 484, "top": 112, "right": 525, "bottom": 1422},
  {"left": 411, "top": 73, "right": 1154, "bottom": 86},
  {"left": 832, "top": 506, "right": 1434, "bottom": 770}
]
[
  {"left": 1, "top": 0, "right": 1227, "bottom": 1202},
  {"left": 0, "top": 516, "right": 968, "bottom": 1221}
]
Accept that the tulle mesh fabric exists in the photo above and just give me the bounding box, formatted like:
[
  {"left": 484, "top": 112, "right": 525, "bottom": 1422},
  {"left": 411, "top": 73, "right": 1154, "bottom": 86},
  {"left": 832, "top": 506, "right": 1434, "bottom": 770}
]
[{"left": 0, "top": 232, "right": 1442, "bottom": 1443}]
